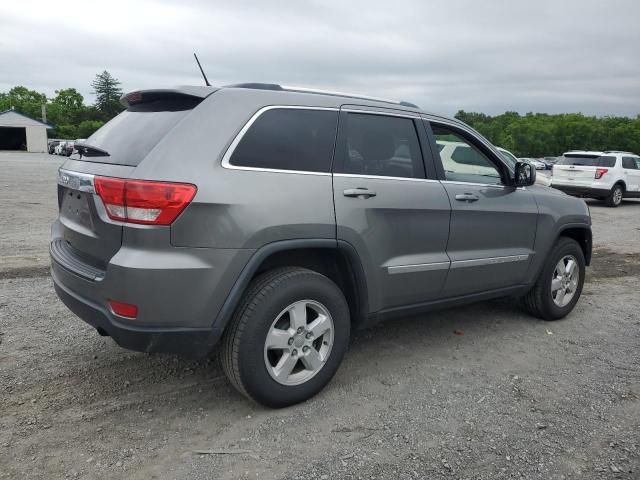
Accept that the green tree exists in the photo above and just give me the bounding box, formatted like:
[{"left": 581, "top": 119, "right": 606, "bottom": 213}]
[
  {"left": 458, "top": 111, "right": 640, "bottom": 157},
  {"left": 48, "top": 88, "right": 85, "bottom": 126},
  {"left": 0, "top": 86, "right": 47, "bottom": 120},
  {"left": 76, "top": 120, "right": 105, "bottom": 139},
  {"left": 91, "top": 71, "right": 124, "bottom": 120}
]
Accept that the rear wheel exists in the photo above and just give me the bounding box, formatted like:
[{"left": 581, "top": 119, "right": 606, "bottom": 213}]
[
  {"left": 221, "top": 267, "right": 350, "bottom": 407},
  {"left": 522, "top": 237, "right": 585, "bottom": 320},
  {"left": 605, "top": 184, "right": 624, "bottom": 207}
]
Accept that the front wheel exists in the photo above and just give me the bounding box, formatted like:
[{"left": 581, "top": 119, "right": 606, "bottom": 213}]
[
  {"left": 522, "top": 237, "right": 585, "bottom": 320},
  {"left": 221, "top": 267, "right": 350, "bottom": 407}
]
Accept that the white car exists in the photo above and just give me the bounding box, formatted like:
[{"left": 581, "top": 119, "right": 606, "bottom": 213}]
[
  {"left": 497, "top": 148, "right": 552, "bottom": 187},
  {"left": 437, "top": 140, "right": 502, "bottom": 182},
  {"left": 551, "top": 150, "right": 640, "bottom": 207},
  {"left": 519, "top": 157, "right": 547, "bottom": 170},
  {"left": 54, "top": 142, "right": 67, "bottom": 155}
]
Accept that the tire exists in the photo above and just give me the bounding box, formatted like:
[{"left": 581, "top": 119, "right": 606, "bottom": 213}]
[
  {"left": 221, "top": 267, "right": 350, "bottom": 408},
  {"left": 604, "top": 184, "right": 624, "bottom": 207},
  {"left": 522, "top": 237, "right": 585, "bottom": 321}
]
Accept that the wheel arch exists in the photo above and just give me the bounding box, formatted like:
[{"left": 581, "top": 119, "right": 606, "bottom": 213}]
[
  {"left": 557, "top": 225, "right": 592, "bottom": 266},
  {"left": 212, "top": 239, "right": 369, "bottom": 335},
  {"left": 613, "top": 180, "right": 626, "bottom": 191}
]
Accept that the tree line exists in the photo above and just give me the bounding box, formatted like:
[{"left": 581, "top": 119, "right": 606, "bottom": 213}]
[
  {"left": 0, "top": 71, "right": 124, "bottom": 140},
  {"left": 2, "top": 73, "right": 638, "bottom": 155},
  {"left": 455, "top": 110, "right": 640, "bottom": 158}
]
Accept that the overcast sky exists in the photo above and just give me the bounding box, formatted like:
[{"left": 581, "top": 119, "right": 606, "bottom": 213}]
[{"left": 1, "top": 0, "right": 639, "bottom": 116}]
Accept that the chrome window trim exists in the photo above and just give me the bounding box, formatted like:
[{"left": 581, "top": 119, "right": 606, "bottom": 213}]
[
  {"left": 221, "top": 105, "right": 338, "bottom": 176},
  {"left": 440, "top": 180, "right": 505, "bottom": 189},
  {"left": 334, "top": 173, "right": 439, "bottom": 183},
  {"left": 57, "top": 169, "right": 96, "bottom": 193},
  {"left": 341, "top": 108, "right": 422, "bottom": 120},
  {"left": 450, "top": 254, "right": 529, "bottom": 269},
  {"left": 387, "top": 261, "right": 450, "bottom": 275}
]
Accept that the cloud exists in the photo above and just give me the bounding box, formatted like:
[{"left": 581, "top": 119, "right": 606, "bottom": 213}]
[{"left": 1, "top": 0, "right": 638, "bottom": 116}]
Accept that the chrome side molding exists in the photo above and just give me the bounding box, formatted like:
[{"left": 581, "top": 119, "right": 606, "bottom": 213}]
[{"left": 387, "top": 254, "right": 529, "bottom": 274}]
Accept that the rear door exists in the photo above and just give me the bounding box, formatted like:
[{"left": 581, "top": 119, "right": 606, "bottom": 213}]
[
  {"left": 553, "top": 154, "right": 617, "bottom": 186},
  {"left": 622, "top": 157, "right": 640, "bottom": 192},
  {"left": 425, "top": 119, "right": 538, "bottom": 297},
  {"left": 52, "top": 91, "right": 208, "bottom": 274},
  {"left": 332, "top": 107, "right": 451, "bottom": 312}
]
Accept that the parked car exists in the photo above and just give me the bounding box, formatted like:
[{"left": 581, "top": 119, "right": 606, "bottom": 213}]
[
  {"left": 519, "top": 157, "right": 547, "bottom": 170},
  {"left": 51, "top": 84, "right": 592, "bottom": 407},
  {"left": 551, "top": 150, "right": 640, "bottom": 207},
  {"left": 63, "top": 141, "right": 75, "bottom": 156},
  {"left": 48, "top": 140, "right": 61, "bottom": 155},
  {"left": 543, "top": 157, "right": 558, "bottom": 169},
  {"left": 54, "top": 141, "right": 67, "bottom": 155},
  {"left": 498, "top": 148, "right": 551, "bottom": 186}
]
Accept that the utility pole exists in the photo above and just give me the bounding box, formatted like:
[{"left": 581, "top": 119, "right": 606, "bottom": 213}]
[{"left": 41, "top": 103, "right": 47, "bottom": 123}]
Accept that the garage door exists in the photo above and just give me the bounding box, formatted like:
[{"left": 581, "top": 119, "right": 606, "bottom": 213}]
[{"left": 0, "top": 127, "right": 27, "bottom": 150}]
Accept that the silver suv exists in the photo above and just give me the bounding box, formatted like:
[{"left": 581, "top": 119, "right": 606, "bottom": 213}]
[{"left": 51, "top": 84, "right": 592, "bottom": 407}]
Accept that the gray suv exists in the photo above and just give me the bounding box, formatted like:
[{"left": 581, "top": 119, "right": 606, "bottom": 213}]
[{"left": 51, "top": 84, "right": 592, "bottom": 407}]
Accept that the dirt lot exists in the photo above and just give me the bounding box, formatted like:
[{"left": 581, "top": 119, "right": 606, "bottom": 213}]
[{"left": 1, "top": 153, "right": 638, "bottom": 479}]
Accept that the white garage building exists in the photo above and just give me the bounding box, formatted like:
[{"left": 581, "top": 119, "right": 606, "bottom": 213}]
[{"left": 0, "top": 109, "right": 51, "bottom": 153}]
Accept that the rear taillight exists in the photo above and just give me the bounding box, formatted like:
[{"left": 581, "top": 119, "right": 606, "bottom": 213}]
[
  {"left": 595, "top": 168, "right": 608, "bottom": 179},
  {"left": 94, "top": 177, "right": 196, "bottom": 225}
]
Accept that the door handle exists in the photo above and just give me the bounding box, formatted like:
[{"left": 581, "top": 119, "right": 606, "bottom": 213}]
[
  {"left": 455, "top": 193, "right": 480, "bottom": 202},
  {"left": 343, "top": 188, "right": 377, "bottom": 199}
]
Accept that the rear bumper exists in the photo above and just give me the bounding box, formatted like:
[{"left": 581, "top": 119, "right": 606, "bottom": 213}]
[
  {"left": 52, "top": 269, "right": 221, "bottom": 356},
  {"left": 49, "top": 230, "right": 254, "bottom": 356},
  {"left": 551, "top": 184, "right": 610, "bottom": 197}
]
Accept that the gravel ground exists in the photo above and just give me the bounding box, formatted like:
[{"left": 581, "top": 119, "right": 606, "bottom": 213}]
[{"left": 1, "top": 153, "right": 639, "bottom": 479}]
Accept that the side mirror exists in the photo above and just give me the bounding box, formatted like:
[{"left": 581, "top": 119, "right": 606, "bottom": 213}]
[{"left": 514, "top": 161, "right": 536, "bottom": 187}]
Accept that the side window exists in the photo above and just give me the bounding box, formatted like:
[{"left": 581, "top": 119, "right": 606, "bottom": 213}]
[
  {"left": 622, "top": 157, "right": 638, "bottom": 169},
  {"left": 335, "top": 113, "right": 425, "bottom": 179},
  {"left": 431, "top": 124, "right": 503, "bottom": 185},
  {"left": 229, "top": 108, "right": 338, "bottom": 172}
]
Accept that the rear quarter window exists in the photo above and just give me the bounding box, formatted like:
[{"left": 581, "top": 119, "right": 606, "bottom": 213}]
[
  {"left": 622, "top": 157, "right": 639, "bottom": 169},
  {"left": 229, "top": 108, "right": 338, "bottom": 173}
]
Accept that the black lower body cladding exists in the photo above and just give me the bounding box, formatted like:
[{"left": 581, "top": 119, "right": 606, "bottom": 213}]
[{"left": 52, "top": 268, "right": 222, "bottom": 357}]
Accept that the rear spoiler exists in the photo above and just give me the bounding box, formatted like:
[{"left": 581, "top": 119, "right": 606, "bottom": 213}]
[{"left": 120, "top": 86, "right": 217, "bottom": 109}]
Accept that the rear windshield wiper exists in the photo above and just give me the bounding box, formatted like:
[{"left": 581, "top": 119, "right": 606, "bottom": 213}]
[{"left": 74, "top": 143, "right": 110, "bottom": 158}]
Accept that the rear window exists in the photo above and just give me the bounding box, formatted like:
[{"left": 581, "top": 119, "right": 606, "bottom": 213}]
[
  {"left": 71, "top": 97, "right": 199, "bottom": 166},
  {"left": 229, "top": 108, "right": 338, "bottom": 173},
  {"left": 557, "top": 155, "right": 616, "bottom": 167}
]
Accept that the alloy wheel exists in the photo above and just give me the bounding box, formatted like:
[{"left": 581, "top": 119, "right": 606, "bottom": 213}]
[
  {"left": 551, "top": 255, "right": 579, "bottom": 307},
  {"left": 263, "top": 300, "right": 334, "bottom": 386}
]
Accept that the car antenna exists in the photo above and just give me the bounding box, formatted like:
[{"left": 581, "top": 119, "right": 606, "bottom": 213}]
[{"left": 193, "top": 53, "right": 211, "bottom": 87}]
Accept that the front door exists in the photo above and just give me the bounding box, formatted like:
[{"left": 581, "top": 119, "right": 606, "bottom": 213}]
[
  {"left": 426, "top": 120, "right": 538, "bottom": 297},
  {"left": 332, "top": 109, "right": 451, "bottom": 313}
]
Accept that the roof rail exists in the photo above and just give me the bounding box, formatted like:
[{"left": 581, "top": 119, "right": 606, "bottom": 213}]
[
  {"left": 223, "top": 83, "right": 419, "bottom": 109},
  {"left": 604, "top": 150, "right": 636, "bottom": 155}
]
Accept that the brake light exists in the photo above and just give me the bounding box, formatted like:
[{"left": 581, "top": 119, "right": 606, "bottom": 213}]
[
  {"left": 94, "top": 177, "right": 196, "bottom": 225},
  {"left": 108, "top": 299, "right": 138, "bottom": 319},
  {"left": 595, "top": 168, "right": 608, "bottom": 179}
]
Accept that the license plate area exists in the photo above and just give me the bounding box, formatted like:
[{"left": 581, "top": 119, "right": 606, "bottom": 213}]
[{"left": 60, "top": 187, "right": 94, "bottom": 231}]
